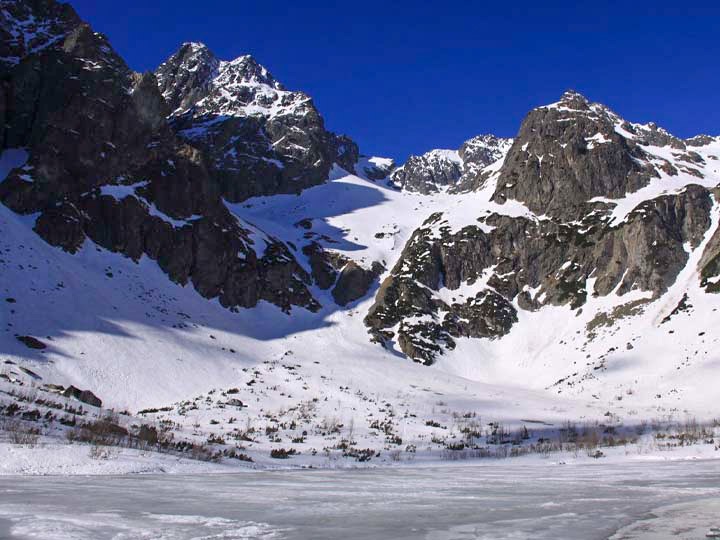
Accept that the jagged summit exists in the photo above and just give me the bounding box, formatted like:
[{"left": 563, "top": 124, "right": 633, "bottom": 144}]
[
  {"left": 182, "top": 41, "right": 209, "bottom": 51},
  {"left": 542, "top": 89, "right": 591, "bottom": 110},
  {"left": 391, "top": 135, "right": 512, "bottom": 194},
  {"left": 560, "top": 88, "right": 586, "bottom": 99},
  {"left": 391, "top": 149, "right": 462, "bottom": 194},
  {"left": 172, "top": 41, "right": 272, "bottom": 79},
  {"left": 220, "top": 53, "right": 282, "bottom": 88},
  {"left": 155, "top": 41, "right": 359, "bottom": 202},
  {"left": 488, "top": 90, "right": 716, "bottom": 219},
  {"left": 156, "top": 43, "right": 285, "bottom": 116},
  {"left": 155, "top": 42, "right": 221, "bottom": 113}
]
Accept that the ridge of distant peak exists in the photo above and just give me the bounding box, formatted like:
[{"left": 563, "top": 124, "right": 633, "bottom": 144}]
[
  {"left": 183, "top": 41, "right": 209, "bottom": 50},
  {"left": 559, "top": 89, "right": 589, "bottom": 102},
  {"left": 219, "top": 53, "right": 281, "bottom": 89},
  {"left": 540, "top": 89, "right": 592, "bottom": 112}
]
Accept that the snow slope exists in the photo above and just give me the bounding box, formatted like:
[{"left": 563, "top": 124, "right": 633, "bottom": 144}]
[
  {"left": 1, "top": 105, "right": 720, "bottom": 471},
  {"left": 1, "top": 156, "right": 718, "bottom": 442}
]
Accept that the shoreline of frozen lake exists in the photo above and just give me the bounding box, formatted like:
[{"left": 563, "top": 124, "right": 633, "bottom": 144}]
[{"left": 1, "top": 459, "right": 720, "bottom": 539}]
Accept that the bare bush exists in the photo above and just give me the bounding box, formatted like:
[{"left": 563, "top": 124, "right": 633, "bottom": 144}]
[{"left": 1, "top": 418, "right": 40, "bottom": 447}]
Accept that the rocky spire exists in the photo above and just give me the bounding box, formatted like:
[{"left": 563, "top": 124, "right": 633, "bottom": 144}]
[
  {"left": 548, "top": 89, "right": 591, "bottom": 110},
  {"left": 155, "top": 41, "right": 222, "bottom": 113}
]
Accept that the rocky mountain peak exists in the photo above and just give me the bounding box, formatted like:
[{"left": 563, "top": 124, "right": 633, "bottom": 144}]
[
  {"left": 490, "top": 91, "right": 686, "bottom": 219},
  {"left": 391, "top": 149, "right": 462, "bottom": 194},
  {"left": 392, "top": 135, "right": 513, "bottom": 194},
  {"left": 174, "top": 41, "right": 217, "bottom": 66},
  {"left": 155, "top": 41, "right": 222, "bottom": 113},
  {"left": 155, "top": 41, "right": 359, "bottom": 203},
  {"left": 365, "top": 91, "right": 720, "bottom": 364},
  {"left": 459, "top": 134, "right": 512, "bottom": 162},
  {"left": 219, "top": 53, "right": 283, "bottom": 90},
  {"left": 550, "top": 89, "right": 591, "bottom": 110},
  {"left": 0, "top": 0, "right": 323, "bottom": 318},
  {"left": 453, "top": 134, "right": 513, "bottom": 192},
  {"left": 156, "top": 44, "right": 289, "bottom": 118}
]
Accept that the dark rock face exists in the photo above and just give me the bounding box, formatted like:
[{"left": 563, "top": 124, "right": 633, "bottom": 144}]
[
  {"left": 331, "top": 261, "right": 384, "bottom": 306},
  {"left": 302, "top": 242, "right": 344, "bottom": 290},
  {"left": 490, "top": 90, "right": 704, "bottom": 220},
  {"left": 155, "top": 43, "right": 358, "bottom": 202},
  {"left": 699, "top": 188, "right": 720, "bottom": 294},
  {"left": 16, "top": 335, "right": 47, "bottom": 350},
  {"left": 301, "top": 242, "right": 383, "bottom": 305},
  {"left": 154, "top": 42, "right": 221, "bottom": 114},
  {"left": 63, "top": 385, "right": 102, "bottom": 407},
  {"left": 0, "top": 1, "right": 320, "bottom": 314},
  {"left": 365, "top": 214, "right": 518, "bottom": 363},
  {"left": 0, "top": 0, "right": 80, "bottom": 68}
]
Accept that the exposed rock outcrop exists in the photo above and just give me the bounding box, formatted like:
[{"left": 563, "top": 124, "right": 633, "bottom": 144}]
[
  {"left": 332, "top": 261, "right": 384, "bottom": 306},
  {"left": 366, "top": 185, "right": 717, "bottom": 362},
  {"left": 391, "top": 149, "right": 462, "bottom": 194},
  {"left": 63, "top": 385, "right": 102, "bottom": 408}
]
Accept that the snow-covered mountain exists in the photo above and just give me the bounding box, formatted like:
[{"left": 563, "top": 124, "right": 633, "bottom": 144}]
[
  {"left": 390, "top": 135, "right": 512, "bottom": 194},
  {"left": 2, "top": 0, "right": 720, "bottom": 468},
  {"left": 367, "top": 91, "right": 720, "bottom": 365},
  {"left": 155, "top": 42, "right": 358, "bottom": 202}
]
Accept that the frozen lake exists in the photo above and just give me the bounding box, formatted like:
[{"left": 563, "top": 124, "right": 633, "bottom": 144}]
[{"left": 1, "top": 460, "right": 720, "bottom": 539}]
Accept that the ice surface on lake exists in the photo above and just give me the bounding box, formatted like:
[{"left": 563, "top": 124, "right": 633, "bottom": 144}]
[
  {"left": 1, "top": 460, "right": 720, "bottom": 539},
  {"left": 610, "top": 498, "right": 720, "bottom": 539}
]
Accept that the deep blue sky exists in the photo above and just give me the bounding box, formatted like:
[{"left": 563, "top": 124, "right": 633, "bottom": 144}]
[{"left": 68, "top": 0, "right": 719, "bottom": 162}]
